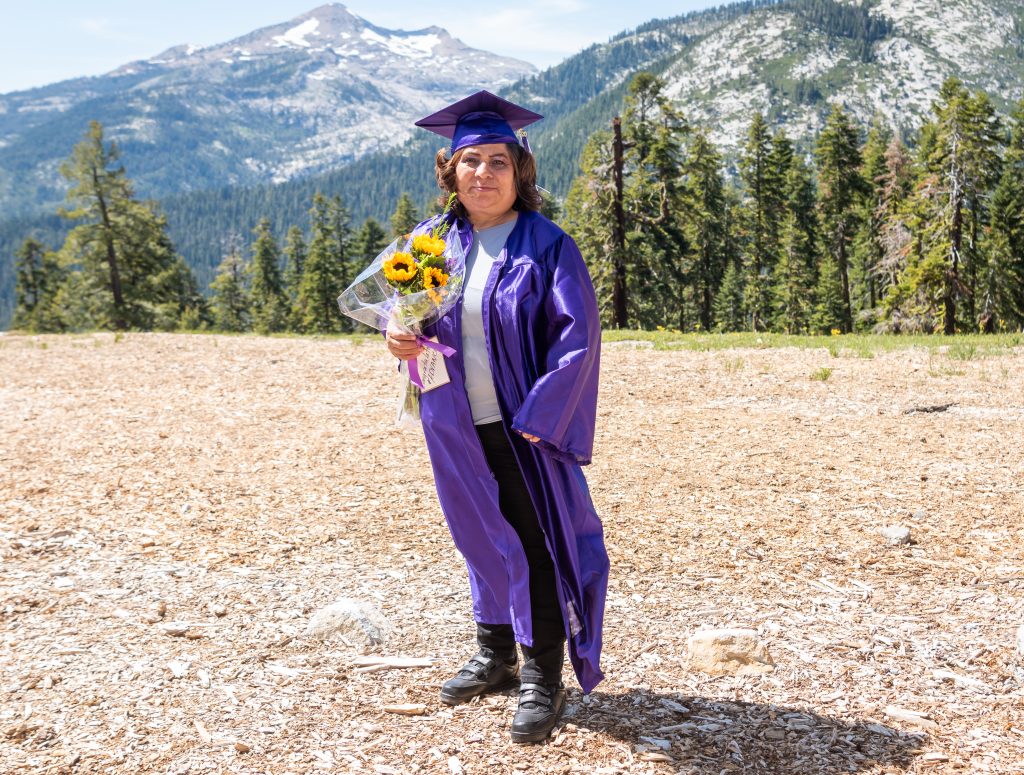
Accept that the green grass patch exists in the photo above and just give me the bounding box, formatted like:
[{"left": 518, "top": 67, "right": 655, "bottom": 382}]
[
  {"left": 6, "top": 329, "right": 1022, "bottom": 355},
  {"left": 601, "top": 329, "right": 1024, "bottom": 355},
  {"left": 810, "top": 366, "right": 833, "bottom": 381},
  {"left": 929, "top": 364, "right": 966, "bottom": 377},
  {"left": 946, "top": 341, "right": 977, "bottom": 361},
  {"left": 722, "top": 356, "right": 745, "bottom": 373}
]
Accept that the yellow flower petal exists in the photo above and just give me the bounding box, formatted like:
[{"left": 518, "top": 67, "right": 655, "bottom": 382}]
[
  {"left": 383, "top": 252, "right": 417, "bottom": 283},
  {"left": 412, "top": 234, "right": 446, "bottom": 257}
]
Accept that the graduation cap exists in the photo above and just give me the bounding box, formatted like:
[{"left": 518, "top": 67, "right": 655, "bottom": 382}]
[{"left": 415, "top": 90, "right": 543, "bottom": 155}]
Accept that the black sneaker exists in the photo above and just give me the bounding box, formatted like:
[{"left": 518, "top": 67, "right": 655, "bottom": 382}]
[
  {"left": 510, "top": 681, "right": 566, "bottom": 743},
  {"left": 439, "top": 652, "right": 519, "bottom": 706}
]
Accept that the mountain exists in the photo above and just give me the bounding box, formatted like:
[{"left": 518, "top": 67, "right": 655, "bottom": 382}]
[
  {"left": 511, "top": 0, "right": 1024, "bottom": 185},
  {"left": 0, "top": 3, "right": 534, "bottom": 216},
  {"left": 3, "top": 0, "right": 1024, "bottom": 329}
]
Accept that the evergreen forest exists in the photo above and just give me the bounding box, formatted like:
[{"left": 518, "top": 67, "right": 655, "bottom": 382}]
[
  {"left": 9, "top": 73, "right": 1024, "bottom": 336},
  {"left": 565, "top": 75, "right": 1024, "bottom": 335}
]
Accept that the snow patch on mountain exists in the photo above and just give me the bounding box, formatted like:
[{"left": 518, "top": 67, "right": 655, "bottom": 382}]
[
  {"left": 359, "top": 29, "right": 439, "bottom": 59},
  {"left": 274, "top": 18, "right": 322, "bottom": 48},
  {"left": 0, "top": 3, "right": 535, "bottom": 209}
]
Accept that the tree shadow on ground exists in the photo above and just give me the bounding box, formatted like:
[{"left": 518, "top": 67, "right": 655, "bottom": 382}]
[{"left": 565, "top": 688, "right": 925, "bottom": 774}]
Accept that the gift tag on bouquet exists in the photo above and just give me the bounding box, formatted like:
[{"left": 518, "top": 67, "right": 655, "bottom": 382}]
[{"left": 400, "top": 337, "right": 450, "bottom": 392}]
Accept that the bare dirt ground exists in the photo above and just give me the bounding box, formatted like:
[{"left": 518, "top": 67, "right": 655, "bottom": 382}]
[{"left": 1, "top": 332, "right": 1022, "bottom": 775}]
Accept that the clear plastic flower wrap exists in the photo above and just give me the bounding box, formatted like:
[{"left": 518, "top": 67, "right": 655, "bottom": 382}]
[{"left": 337, "top": 197, "right": 464, "bottom": 424}]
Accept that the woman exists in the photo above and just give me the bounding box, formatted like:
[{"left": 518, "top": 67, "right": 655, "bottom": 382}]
[{"left": 386, "top": 91, "right": 608, "bottom": 744}]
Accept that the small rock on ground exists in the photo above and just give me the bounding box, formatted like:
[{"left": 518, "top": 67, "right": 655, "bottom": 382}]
[
  {"left": 688, "top": 628, "right": 775, "bottom": 676},
  {"left": 304, "top": 597, "right": 393, "bottom": 646},
  {"left": 880, "top": 525, "right": 912, "bottom": 545}
]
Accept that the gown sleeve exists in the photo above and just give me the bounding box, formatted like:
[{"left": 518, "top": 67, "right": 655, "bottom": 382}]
[{"left": 510, "top": 234, "right": 601, "bottom": 465}]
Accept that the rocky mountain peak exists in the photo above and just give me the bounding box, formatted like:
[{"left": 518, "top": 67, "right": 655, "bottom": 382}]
[
  {"left": 144, "top": 3, "right": 461, "bottom": 68},
  {"left": 0, "top": 4, "right": 536, "bottom": 216}
]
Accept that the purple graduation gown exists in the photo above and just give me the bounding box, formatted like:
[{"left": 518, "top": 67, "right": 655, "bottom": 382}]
[{"left": 415, "top": 209, "right": 608, "bottom": 693}]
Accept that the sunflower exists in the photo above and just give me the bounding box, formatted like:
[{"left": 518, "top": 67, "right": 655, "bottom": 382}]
[
  {"left": 383, "top": 252, "right": 417, "bottom": 283},
  {"left": 422, "top": 266, "right": 449, "bottom": 289},
  {"left": 412, "top": 234, "right": 446, "bottom": 258}
]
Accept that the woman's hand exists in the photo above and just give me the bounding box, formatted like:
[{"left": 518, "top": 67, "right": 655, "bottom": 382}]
[
  {"left": 519, "top": 431, "right": 540, "bottom": 443},
  {"left": 386, "top": 321, "right": 424, "bottom": 361}
]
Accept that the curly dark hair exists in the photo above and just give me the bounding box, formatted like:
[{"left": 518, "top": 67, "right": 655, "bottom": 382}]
[{"left": 434, "top": 143, "right": 543, "bottom": 220}]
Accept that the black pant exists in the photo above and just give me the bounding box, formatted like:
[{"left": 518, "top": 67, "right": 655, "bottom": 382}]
[{"left": 474, "top": 421, "right": 565, "bottom": 684}]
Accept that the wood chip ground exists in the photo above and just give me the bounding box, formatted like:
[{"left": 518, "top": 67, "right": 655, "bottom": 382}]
[{"left": 2, "top": 333, "right": 1022, "bottom": 774}]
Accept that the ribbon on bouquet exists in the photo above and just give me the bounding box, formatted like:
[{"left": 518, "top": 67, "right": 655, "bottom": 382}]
[{"left": 407, "top": 336, "right": 456, "bottom": 389}]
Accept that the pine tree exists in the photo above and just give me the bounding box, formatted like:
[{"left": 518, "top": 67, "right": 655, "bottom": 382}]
[
  {"left": 622, "top": 73, "right": 690, "bottom": 328},
  {"left": 50, "top": 270, "right": 104, "bottom": 332},
  {"left": 210, "top": 245, "right": 251, "bottom": 332},
  {"left": 282, "top": 225, "right": 307, "bottom": 330},
  {"left": 683, "top": 130, "right": 727, "bottom": 331},
  {"left": 57, "top": 121, "right": 182, "bottom": 330},
  {"left": 713, "top": 256, "right": 746, "bottom": 332},
  {"left": 390, "top": 192, "right": 421, "bottom": 238},
  {"left": 163, "top": 257, "right": 210, "bottom": 331},
  {"left": 957, "top": 90, "right": 1004, "bottom": 330},
  {"left": 815, "top": 104, "right": 864, "bottom": 332},
  {"left": 767, "top": 129, "right": 795, "bottom": 202},
  {"left": 296, "top": 194, "right": 351, "bottom": 334},
  {"left": 327, "top": 195, "right": 354, "bottom": 330},
  {"left": 11, "top": 238, "right": 63, "bottom": 332},
  {"left": 874, "top": 138, "right": 914, "bottom": 293},
  {"left": 883, "top": 135, "right": 944, "bottom": 334},
  {"left": 886, "top": 80, "right": 1004, "bottom": 333},
  {"left": 152, "top": 257, "right": 208, "bottom": 331},
  {"left": 351, "top": 217, "right": 391, "bottom": 263},
  {"left": 539, "top": 190, "right": 562, "bottom": 223},
  {"left": 850, "top": 120, "right": 891, "bottom": 327},
  {"left": 737, "top": 113, "right": 783, "bottom": 331},
  {"left": 772, "top": 155, "right": 819, "bottom": 333},
  {"left": 990, "top": 100, "right": 1024, "bottom": 330},
  {"left": 249, "top": 219, "right": 288, "bottom": 334},
  {"left": 564, "top": 130, "right": 618, "bottom": 326}
]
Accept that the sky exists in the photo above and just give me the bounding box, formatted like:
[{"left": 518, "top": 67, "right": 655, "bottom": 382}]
[{"left": 0, "top": 1, "right": 719, "bottom": 94}]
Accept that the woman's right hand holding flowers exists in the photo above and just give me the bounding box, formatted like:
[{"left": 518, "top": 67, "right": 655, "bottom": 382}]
[{"left": 386, "top": 320, "right": 424, "bottom": 361}]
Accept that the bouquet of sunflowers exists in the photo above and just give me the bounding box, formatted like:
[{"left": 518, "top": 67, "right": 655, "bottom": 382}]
[{"left": 338, "top": 194, "right": 465, "bottom": 421}]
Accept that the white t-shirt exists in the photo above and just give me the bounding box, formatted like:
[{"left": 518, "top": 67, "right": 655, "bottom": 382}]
[{"left": 461, "top": 215, "right": 518, "bottom": 425}]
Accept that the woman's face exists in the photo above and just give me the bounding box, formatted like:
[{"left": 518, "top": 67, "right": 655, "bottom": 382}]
[{"left": 454, "top": 144, "right": 517, "bottom": 228}]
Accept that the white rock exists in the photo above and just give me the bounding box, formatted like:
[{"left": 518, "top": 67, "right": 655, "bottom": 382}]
[
  {"left": 639, "top": 736, "right": 671, "bottom": 750},
  {"left": 880, "top": 525, "right": 912, "bottom": 545},
  {"left": 1017, "top": 624, "right": 1024, "bottom": 658},
  {"left": 303, "top": 598, "right": 392, "bottom": 646},
  {"left": 159, "top": 622, "right": 190, "bottom": 637},
  {"left": 687, "top": 628, "right": 775, "bottom": 676}
]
